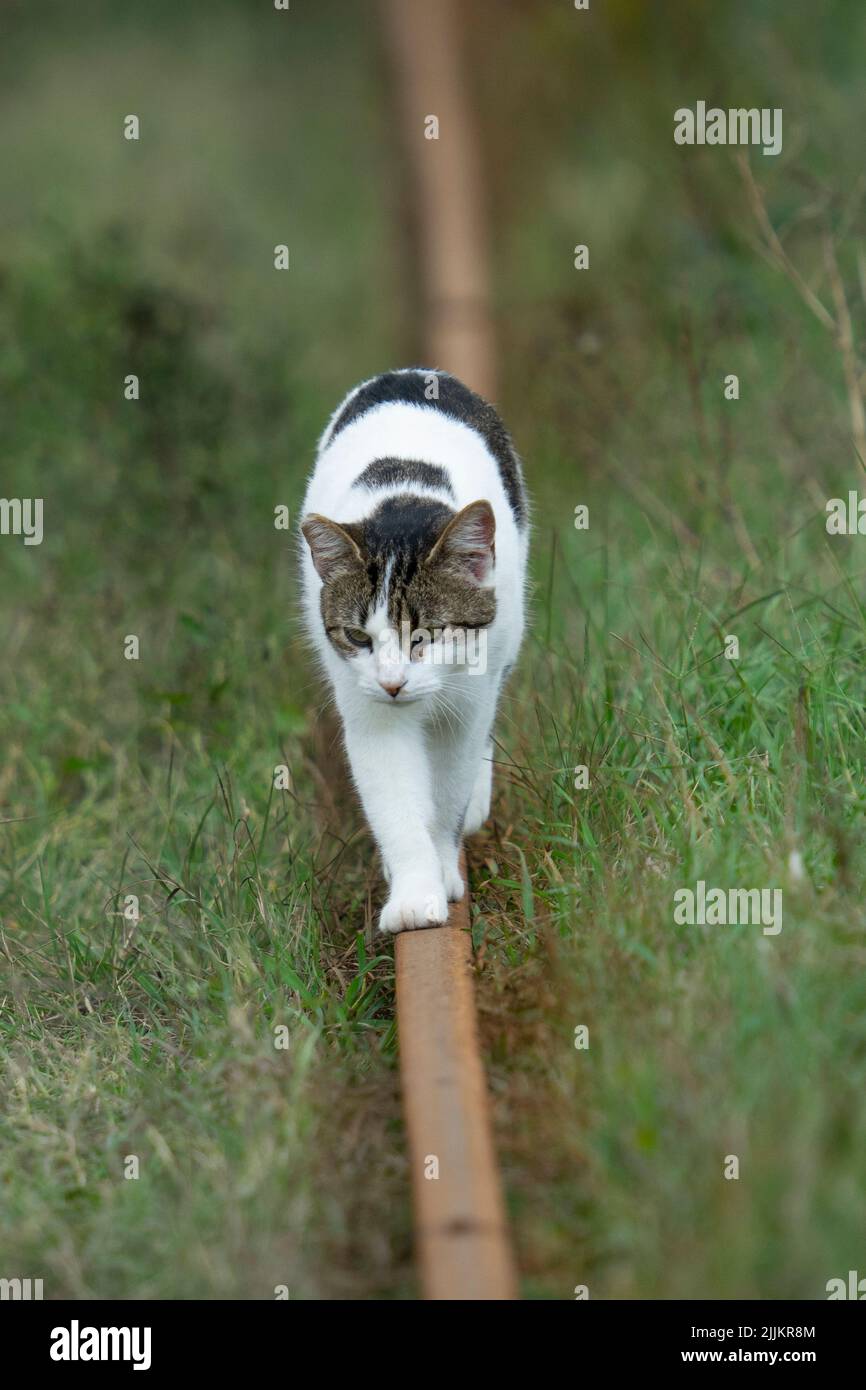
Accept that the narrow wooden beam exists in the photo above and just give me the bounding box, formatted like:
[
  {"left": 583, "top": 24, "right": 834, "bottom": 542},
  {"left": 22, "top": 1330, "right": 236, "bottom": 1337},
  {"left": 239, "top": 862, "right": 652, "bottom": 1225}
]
[
  {"left": 381, "top": 0, "right": 497, "bottom": 401},
  {"left": 382, "top": 0, "right": 518, "bottom": 1299},
  {"left": 395, "top": 855, "right": 517, "bottom": 1300}
]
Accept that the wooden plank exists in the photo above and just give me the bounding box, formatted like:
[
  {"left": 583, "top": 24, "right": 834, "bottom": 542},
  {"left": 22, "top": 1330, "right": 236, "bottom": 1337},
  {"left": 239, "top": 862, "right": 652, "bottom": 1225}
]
[
  {"left": 382, "top": 0, "right": 518, "bottom": 1299},
  {"left": 381, "top": 0, "right": 497, "bottom": 400},
  {"left": 395, "top": 855, "right": 517, "bottom": 1300}
]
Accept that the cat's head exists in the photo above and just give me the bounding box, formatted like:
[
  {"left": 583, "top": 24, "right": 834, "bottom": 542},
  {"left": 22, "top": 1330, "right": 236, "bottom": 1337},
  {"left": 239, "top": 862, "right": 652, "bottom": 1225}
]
[{"left": 301, "top": 496, "right": 496, "bottom": 704}]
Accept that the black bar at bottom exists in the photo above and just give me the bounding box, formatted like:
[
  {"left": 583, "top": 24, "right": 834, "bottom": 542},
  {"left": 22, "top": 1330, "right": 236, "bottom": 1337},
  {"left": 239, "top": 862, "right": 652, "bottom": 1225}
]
[{"left": 2, "top": 1297, "right": 861, "bottom": 1375}]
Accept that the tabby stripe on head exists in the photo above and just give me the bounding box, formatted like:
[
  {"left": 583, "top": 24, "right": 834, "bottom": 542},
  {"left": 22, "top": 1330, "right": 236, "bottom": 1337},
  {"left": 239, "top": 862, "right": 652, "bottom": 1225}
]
[{"left": 358, "top": 494, "right": 456, "bottom": 596}]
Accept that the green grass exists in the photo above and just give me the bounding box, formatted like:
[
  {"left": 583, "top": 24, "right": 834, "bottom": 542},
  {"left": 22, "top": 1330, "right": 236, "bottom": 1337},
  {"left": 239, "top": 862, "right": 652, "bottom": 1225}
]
[{"left": 2, "top": 0, "right": 866, "bottom": 1299}]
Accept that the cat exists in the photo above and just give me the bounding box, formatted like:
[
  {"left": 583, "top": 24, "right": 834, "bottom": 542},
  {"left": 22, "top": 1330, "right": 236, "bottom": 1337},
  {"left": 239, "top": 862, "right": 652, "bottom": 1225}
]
[{"left": 299, "top": 368, "right": 528, "bottom": 933}]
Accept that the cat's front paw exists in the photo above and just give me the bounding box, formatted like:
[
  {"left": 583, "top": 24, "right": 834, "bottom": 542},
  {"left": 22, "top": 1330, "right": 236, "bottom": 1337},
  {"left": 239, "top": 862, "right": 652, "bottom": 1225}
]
[
  {"left": 429, "top": 833, "right": 466, "bottom": 902},
  {"left": 463, "top": 762, "right": 492, "bottom": 835},
  {"left": 438, "top": 850, "right": 465, "bottom": 902},
  {"left": 379, "top": 876, "right": 449, "bottom": 934}
]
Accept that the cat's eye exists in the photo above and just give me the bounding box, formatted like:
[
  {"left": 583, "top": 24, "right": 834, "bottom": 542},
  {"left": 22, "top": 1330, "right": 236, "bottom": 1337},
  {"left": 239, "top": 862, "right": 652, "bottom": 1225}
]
[{"left": 344, "top": 627, "right": 371, "bottom": 648}]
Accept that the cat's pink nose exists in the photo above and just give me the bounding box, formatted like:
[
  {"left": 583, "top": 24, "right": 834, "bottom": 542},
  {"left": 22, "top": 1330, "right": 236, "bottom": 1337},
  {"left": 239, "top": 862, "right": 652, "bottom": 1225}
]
[{"left": 379, "top": 676, "right": 406, "bottom": 698}]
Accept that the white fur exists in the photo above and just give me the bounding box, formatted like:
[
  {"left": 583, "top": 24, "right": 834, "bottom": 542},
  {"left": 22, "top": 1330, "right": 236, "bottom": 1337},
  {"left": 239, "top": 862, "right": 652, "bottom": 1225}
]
[{"left": 300, "top": 373, "right": 528, "bottom": 933}]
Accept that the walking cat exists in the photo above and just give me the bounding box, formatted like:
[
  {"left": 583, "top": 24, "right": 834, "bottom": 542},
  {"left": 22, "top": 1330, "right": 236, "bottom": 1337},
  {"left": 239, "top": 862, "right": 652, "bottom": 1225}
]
[{"left": 300, "top": 368, "right": 528, "bottom": 933}]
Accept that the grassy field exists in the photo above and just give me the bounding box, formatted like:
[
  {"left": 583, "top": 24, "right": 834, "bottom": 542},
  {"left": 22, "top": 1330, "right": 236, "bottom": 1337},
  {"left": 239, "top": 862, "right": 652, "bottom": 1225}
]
[{"left": 2, "top": 0, "right": 865, "bottom": 1299}]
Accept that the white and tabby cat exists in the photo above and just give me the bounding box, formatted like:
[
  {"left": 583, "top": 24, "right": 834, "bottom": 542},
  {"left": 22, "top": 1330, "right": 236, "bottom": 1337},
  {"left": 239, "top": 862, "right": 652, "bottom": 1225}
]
[{"left": 300, "top": 368, "right": 528, "bottom": 933}]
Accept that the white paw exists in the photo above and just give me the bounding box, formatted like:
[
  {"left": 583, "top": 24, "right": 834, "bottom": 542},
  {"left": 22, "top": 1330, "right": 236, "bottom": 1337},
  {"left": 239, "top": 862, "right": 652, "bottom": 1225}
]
[
  {"left": 441, "top": 856, "right": 465, "bottom": 902},
  {"left": 378, "top": 876, "right": 449, "bottom": 934},
  {"left": 463, "top": 768, "right": 492, "bottom": 835},
  {"left": 432, "top": 837, "right": 466, "bottom": 901}
]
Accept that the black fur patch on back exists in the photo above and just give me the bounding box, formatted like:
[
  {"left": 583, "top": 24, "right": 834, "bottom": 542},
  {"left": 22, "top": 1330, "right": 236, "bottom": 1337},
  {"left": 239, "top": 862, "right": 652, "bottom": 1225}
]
[
  {"left": 330, "top": 369, "right": 527, "bottom": 528},
  {"left": 353, "top": 457, "right": 455, "bottom": 498}
]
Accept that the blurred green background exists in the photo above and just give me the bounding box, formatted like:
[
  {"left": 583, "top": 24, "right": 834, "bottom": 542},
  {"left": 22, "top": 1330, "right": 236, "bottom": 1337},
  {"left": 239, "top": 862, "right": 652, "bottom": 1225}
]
[{"left": 2, "top": 0, "right": 865, "bottom": 1299}]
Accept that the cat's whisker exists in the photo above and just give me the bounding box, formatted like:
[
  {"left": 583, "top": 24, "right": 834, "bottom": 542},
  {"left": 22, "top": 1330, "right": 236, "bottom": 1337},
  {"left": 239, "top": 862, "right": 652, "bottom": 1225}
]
[{"left": 432, "top": 693, "right": 472, "bottom": 737}]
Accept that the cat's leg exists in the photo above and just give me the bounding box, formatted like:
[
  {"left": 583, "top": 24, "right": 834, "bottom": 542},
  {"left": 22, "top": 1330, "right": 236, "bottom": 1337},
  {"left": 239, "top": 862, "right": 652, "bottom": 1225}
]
[
  {"left": 463, "top": 739, "right": 493, "bottom": 834},
  {"left": 428, "top": 686, "right": 498, "bottom": 897},
  {"left": 341, "top": 707, "right": 448, "bottom": 933},
  {"left": 463, "top": 657, "right": 517, "bottom": 834}
]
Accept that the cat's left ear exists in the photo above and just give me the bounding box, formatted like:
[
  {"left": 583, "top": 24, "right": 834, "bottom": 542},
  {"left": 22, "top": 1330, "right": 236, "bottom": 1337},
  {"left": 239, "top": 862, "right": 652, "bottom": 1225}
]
[
  {"left": 427, "top": 500, "right": 495, "bottom": 583},
  {"left": 301, "top": 513, "right": 364, "bottom": 581}
]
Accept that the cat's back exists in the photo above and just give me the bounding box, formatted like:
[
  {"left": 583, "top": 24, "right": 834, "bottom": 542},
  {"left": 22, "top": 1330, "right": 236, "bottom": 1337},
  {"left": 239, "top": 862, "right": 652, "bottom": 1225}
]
[{"left": 303, "top": 368, "right": 528, "bottom": 543}]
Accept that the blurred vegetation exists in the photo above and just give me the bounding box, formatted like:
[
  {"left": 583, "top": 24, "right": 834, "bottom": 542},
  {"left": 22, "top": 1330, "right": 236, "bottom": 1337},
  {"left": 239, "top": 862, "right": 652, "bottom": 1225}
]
[{"left": 1, "top": 0, "right": 865, "bottom": 1298}]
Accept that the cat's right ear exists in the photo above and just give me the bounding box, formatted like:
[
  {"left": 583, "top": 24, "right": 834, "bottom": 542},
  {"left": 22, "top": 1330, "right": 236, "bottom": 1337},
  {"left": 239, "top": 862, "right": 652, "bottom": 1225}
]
[{"left": 301, "top": 514, "right": 363, "bottom": 581}]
